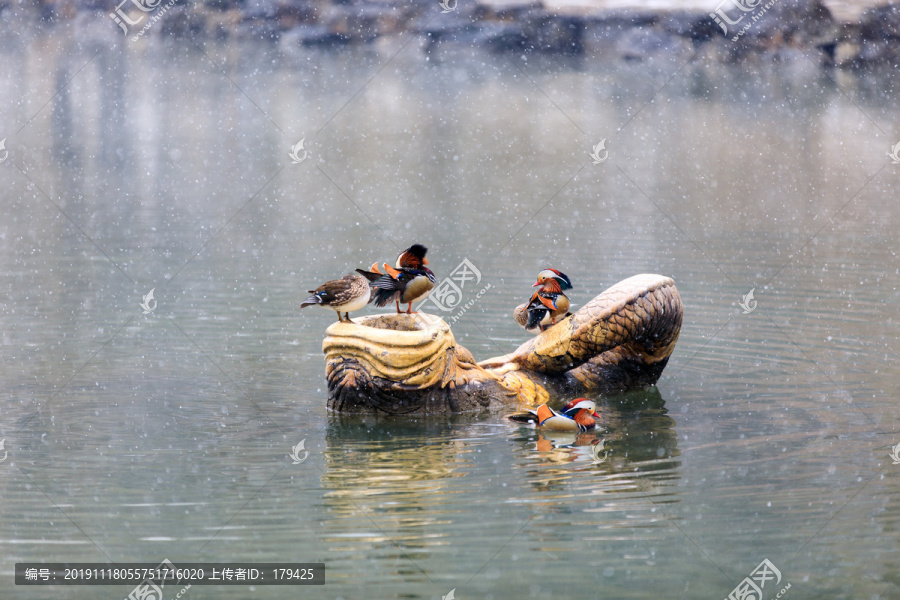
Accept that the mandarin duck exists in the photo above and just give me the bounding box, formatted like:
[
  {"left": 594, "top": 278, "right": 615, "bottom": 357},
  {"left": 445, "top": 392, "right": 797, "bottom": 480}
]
[
  {"left": 356, "top": 244, "right": 436, "bottom": 314},
  {"left": 506, "top": 398, "right": 601, "bottom": 433},
  {"left": 300, "top": 273, "right": 371, "bottom": 323},
  {"left": 514, "top": 269, "right": 572, "bottom": 333}
]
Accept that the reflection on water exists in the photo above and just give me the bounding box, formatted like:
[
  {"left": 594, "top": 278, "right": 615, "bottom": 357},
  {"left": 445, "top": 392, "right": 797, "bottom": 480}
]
[
  {"left": 317, "top": 392, "right": 682, "bottom": 593},
  {"left": 1, "top": 27, "right": 899, "bottom": 600},
  {"left": 510, "top": 389, "right": 679, "bottom": 498}
]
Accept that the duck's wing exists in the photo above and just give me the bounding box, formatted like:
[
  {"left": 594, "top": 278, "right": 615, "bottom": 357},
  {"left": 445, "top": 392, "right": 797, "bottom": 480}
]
[
  {"left": 355, "top": 268, "right": 383, "bottom": 283},
  {"left": 300, "top": 277, "right": 353, "bottom": 307},
  {"left": 371, "top": 272, "right": 407, "bottom": 291},
  {"left": 369, "top": 273, "right": 406, "bottom": 307},
  {"left": 537, "top": 293, "right": 558, "bottom": 311},
  {"left": 525, "top": 307, "right": 548, "bottom": 330},
  {"left": 505, "top": 409, "right": 540, "bottom": 424}
]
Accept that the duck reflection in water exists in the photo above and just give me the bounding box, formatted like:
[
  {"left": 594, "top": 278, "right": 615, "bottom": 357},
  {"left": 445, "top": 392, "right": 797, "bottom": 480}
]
[{"left": 511, "top": 388, "right": 681, "bottom": 494}]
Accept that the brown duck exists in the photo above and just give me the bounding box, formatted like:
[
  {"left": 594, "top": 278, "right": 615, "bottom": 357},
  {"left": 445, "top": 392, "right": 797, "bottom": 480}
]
[{"left": 300, "top": 273, "right": 371, "bottom": 323}]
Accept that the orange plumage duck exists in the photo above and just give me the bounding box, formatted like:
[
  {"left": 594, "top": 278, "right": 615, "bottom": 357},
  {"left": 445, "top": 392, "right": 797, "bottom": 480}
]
[
  {"left": 506, "top": 398, "right": 600, "bottom": 433},
  {"left": 514, "top": 269, "right": 573, "bottom": 332},
  {"left": 356, "top": 244, "right": 436, "bottom": 314}
]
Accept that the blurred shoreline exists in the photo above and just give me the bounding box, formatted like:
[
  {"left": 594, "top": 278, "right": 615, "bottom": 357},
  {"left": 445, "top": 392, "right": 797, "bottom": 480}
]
[{"left": 4, "top": 0, "right": 900, "bottom": 67}]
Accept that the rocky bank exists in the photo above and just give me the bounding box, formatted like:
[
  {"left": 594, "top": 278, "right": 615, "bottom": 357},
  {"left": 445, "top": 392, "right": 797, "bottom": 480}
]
[{"left": 14, "top": 0, "right": 900, "bottom": 67}]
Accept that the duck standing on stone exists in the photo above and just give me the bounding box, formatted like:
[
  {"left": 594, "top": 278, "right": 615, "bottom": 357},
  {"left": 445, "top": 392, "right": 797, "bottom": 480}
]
[
  {"left": 514, "top": 268, "right": 572, "bottom": 333},
  {"left": 356, "top": 244, "right": 436, "bottom": 314},
  {"left": 300, "top": 273, "right": 372, "bottom": 323},
  {"left": 506, "top": 398, "right": 601, "bottom": 432}
]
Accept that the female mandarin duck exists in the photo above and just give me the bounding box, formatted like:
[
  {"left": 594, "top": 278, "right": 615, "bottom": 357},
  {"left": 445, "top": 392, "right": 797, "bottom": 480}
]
[
  {"left": 514, "top": 269, "right": 572, "bottom": 333},
  {"left": 356, "top": 244, "right": 436, "bottom": 314},
  {"left": 506, "top": 398, "right": 601, "bottom": 432},
  {"left": 300, "top": 273, "right": 371, "bottom": 323}
]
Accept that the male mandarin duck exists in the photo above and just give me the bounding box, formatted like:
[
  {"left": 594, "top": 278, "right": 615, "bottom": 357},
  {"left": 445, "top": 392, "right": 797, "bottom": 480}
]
[
  {"left": 300, "top": 273, "right": 371, "bottom": 323},
  {"left": 506, "top": 398, "right": 601, "bottom": 432},
  {"left": 514, "top": 268, "right": 573, "bottom": 333},
  {"left": 356, "top": 244, "right": 436, "bottom": 314}
]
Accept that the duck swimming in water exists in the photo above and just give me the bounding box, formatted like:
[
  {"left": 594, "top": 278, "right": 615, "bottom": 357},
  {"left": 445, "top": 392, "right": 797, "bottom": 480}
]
[{"left": 506, "top": 398, "right": 600, "bottom": 432}]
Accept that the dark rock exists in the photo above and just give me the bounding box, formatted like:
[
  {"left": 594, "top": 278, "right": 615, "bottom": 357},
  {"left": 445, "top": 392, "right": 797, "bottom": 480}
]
[
  {"left": 431, "top": 10, "right": 585, "bottom": 55},
  {"left": 20, "top": 0, "right": 900, "bottom": 68},
  {"left": 614, "top": 26, "right": 693, "bottom": 60},
  {"left": 233, "top": 18, "right": 282, "bottom": 39},
  {"left": 581, "top": 10, "right": 659, "bottom": 53},
  {"left": 328, "top": 2, "right": 418, "bottom": 40},
  {"left": 716, "top": 0, "right": 836, "bottom": 44},
  {"left": 585, "top": 9, "right": 658, "bottom": 32},
  {"left": 658, "top": 10, "right": 721, "bottom": 44},
  {"left": 413, "top": 1, "right": 486, "bottom": 33},
  {"left": 475, "top": 21, "right": 528, "bottom": 52},
  {"left": 523, "top": 13, "right": 585, "bottom": 54},
  {"left": 159, "top": 4, "right": 206, "bottom": 37},
  {"left": 275, "top": 1, "right": 318, "bottom": 27},
  {"left": 860, "top": 3, "right": 900, "bottom": 40},
  {"left": 857, "top": 38, "right": 900, "bottom": 67},
  {"left": 489, "top": 2, "right": 543, "bottom": 21},
  {"left": 204, "top": 0, "right": 242, "bottom": 11},
  {"left": 74, "top": 0, "right": 108, "bottom": 11},
  {"left": 241, "top": 0, "right": 278, "bottom": 20},
  {"left": 283, "top": 23, "right": 350, "bottom": 46},
  {"left": 326, "top": 4, "right": 380, "bottom": 42},
  {"left": 420, "top": 11, "right": 482, "bottom": 53}
]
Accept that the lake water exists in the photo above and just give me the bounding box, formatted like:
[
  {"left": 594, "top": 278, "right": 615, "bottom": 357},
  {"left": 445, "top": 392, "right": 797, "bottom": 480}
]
[{"left": 1, "top": 19, "right": 899, "bottom": 600}]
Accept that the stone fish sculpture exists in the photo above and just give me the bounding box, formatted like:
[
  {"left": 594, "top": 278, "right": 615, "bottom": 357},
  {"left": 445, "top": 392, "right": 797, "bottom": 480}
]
[{"left": 322, "top": 274, "right": 682, "bottom": 414}]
